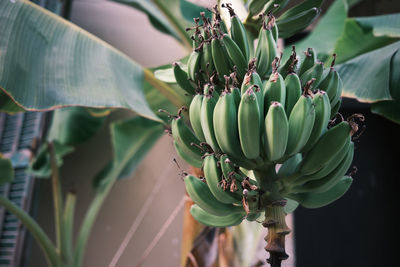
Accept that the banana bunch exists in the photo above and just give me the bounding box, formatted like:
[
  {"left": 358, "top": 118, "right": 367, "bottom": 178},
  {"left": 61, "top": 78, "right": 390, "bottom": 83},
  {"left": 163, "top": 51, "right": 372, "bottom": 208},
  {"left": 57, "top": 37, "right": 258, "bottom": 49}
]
[{"left": 168, "top": 5, "right": 363, "bottom": 228}]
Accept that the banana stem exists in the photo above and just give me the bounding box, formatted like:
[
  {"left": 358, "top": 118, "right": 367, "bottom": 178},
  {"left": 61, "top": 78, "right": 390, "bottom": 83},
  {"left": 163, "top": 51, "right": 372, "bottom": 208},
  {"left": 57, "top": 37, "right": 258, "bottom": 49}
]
[
  {"left": 143, "top": 68, "right": 187, "bottom": 109},
  {"left": 263, "top": 203, "right": 291, "bottom": 267}
]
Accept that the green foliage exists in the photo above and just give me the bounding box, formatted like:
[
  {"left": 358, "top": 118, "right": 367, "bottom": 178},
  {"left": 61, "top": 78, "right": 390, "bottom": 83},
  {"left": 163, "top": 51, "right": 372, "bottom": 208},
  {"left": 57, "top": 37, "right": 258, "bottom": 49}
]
[
  {"left": 0, "top": 0, "right": 158, "bottom": 121},
  {"left": 0, "top": 155, "right": 14, "bottom": 186}
]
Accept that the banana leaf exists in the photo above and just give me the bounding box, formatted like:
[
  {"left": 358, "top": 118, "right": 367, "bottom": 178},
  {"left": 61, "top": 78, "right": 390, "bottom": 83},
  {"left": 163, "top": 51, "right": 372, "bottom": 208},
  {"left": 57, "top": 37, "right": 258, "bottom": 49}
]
[
  {"left": 0, "top": 156, "right": 14, "bottom": 186},
  {"left": 0, "top": 0, "right": 159, "bottom": 122}
]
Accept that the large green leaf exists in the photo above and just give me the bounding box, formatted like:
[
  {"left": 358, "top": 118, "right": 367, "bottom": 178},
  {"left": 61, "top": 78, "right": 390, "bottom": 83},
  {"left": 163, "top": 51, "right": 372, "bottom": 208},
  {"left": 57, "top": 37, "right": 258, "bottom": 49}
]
[
  {"left": 95, "top": 117, "right": 164, "bottom": 188},
  {"left": 27, "top": 141, "right": 74, "bottom": 178},
  {"left": 371, "top": 101, "right": 400, "bottom": 124},
  {"left": 337, "top": 41, "right": 400, "bottom": 102},
  {"left": 0, "top": 0, "right": 158, "bottom": 121},
  {"left": 283, "top": 0, "right": 348, "bottom": 62},
  {"left": 47, "top": 107, "right": 107, "bottom": 146},
  {"left": 0, "top": 155, "right": 14, "bottom": 186},
  {"left": 113, "top": 0, "right": 182, "bottom": 42},
  {"left": 356, "top": 13, "right": 400, "bottom": 38},
  {"left": 333, "top": 18, "right": 398, "bottom": 64}
]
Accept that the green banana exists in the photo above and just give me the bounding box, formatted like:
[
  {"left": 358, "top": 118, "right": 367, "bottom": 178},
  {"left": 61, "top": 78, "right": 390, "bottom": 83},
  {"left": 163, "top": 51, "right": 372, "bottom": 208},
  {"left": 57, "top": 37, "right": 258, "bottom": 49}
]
[
  {"left": 284, "top": 73, "right": 302, "bottom": 117},
  {"left": 211, "top": 37, "right": 232, "bottom": 79},
  {"left": 263, "top": 71, "right": 286, "bottom": 109},
  {"left": 301, "top": 90, "right": 331, "bottom": 152},
  {"left": 225, "top": 4, "right": 250, "bottom": 61},
  {"left": 213, "top": 91, "right": 243, "bottom": 158},
  {"left": 189, "top": 94, "right": 206, "bottom": 142},
  {"left": 285, "top": 94, "right": 315, "bottom": 156},
  {"left": 171, "top": 116, "right": 203, "bottom": 167},
  {"left": 277, "top": 153, "right": 302, "bottom": 178},
  {"left": 255, "top": 20, "right": 277, "bottom": 79},
  {"left": 201, "top": 84, "right": 221, "bottom": 152},
  {"left": 300, "top": 61, "right": 324, "bottom": 88},
  {"left": 276, "top": 8, "right": 320, "bottom": 39},
  {"left": 173, "top": 141, "right": 202, "bottom": 168},
  {"left": 330, "top": 76, "right": 343, "bottom": 109},
  {"left": 264, "top": 102, "right": 288, "bottom": 161},
  {"left": 298, "top": 48, "right": 316, "bottom": 77},
  {"left": 220, "top": 155, "right": 258, "bottom": 185},
  {"left": 264, "top": 0, "right": 290, "bottom": 14},
  {"left": 203, "top": 154, "right": 242, "bottom": 204},
  {"left": 241, "top": 62, "right": 263, "bottom": 94},
  {"left": 330, "top": 98, "right": 342, "bottom": 119},
  {"left": 278, "top": 0, "right": 323, "bottom": 21},
  {"left": 318, "top": 67, "right": 341, "bottom": 104},
  {"left": 173, "top": 62, "right": 196, "bottom": 95},
  {"left": 200, "top": 40, "right": 214, "bottom": 77},
  {"left": 187, "top": 50, "right": 202, "bottom": 83},
  {"left": 288, "top": 176, "right": 353, "bottom": 209},
  {"left": 184, "top": 175, "right": 244, "bottom": 216},
  {"left": 246, "top": 212, "right": 262, "bottom": 221},
  {"left": 279, "top": 46, "right": 298, "bottom": 78},
  {"left": 238, "top": 88, "right": 261, "bottom": 159},
  {"left": 299, "top": 121, "right": 352, "bottom": 175},
  {"left": 221, "top": 34, "right": 247, "bottom": 80},
  {"left": 296, "top": 139, "right": 354, "bottom": 194},
  {"left": 295, "top": 139, "right": 351, "bottom": 184},
  {"left": 190, "top": 204, "right": 245, "bottom": 227}
]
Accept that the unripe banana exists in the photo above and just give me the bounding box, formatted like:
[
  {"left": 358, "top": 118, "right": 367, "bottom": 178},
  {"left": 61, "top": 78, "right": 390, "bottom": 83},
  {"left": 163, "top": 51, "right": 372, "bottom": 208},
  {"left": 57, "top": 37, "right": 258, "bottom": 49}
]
[
  {"left": 298, "top": 48, "right": 316, "bottom": 77},
  {"left": 220, "top": 155, "right": 258, "bottom": 183},
  {"left": 184, "top": 175, "right": 244, "bottom": 216},
  {"left": 296, "top": 143, "right": 354, "bottom": 194},
  {"left": 264, "top": 102, "right": 288, "bottom": 161},
  {"left": 296, "top": 139, "right": 351, "bottom": 184},
  {"left": 200, "top": 41, "right": 214, "bottom": 77},
  {"left": 285, "top": 94, "right": 315, "bottom": 156},
  {"left": 246, "top": 212, "right": 262, "bottom": 221},
  {"left": 241, "top": 67, "right": 264, "bottom": 126},
  {"left": 238, "top": 88, "right": 261, "bottom": 159},
  {"left": 279, "top": 46, "right": 298, "bottom": 78},
  {"left": 330, "top": 76, "right": 343, "bottom": 109},
  {"left": 264, "top": 0, "right": 290, "bottom": 14},
  {"left": 201, "top": 85, "right": 221, "bottom": 152},
  {"left": 225, "top": 4, "right": 250, "bottom": 61},
  {"left": 299, "top": 121, "right": 352, "bottom": 175},
  {"left": 284, "top": 73, "right": 302, "bottom": 116},
  {"left": 211, "top": 37, "right": 232, "bottom": 79},
  {"left": 276, "top": 8, "right": 320, "bottom": 39},
  {"left": 330, "top": 98, "right": 342, "bottom": 119},
  {"left": 301, "top": 90, "right": 331, "bottom": 152},
  {"left": 288, "top": 176, "right": 353, "bottom": 209},
  {"left": 263, "top": 71, "right": 286, "bottom": 109},
  {"left": 221, "top": 34, "right": 248, "bottom": 80},
  {"left": 187, "top": 50, "right": 202, "bottom": 83},
  {"left": 173, "top": 62, "right": 196, "bottom": 95},
  {"left": 300, "top": 61, "right": 324, "bottom": 88},
  {"left": 189, "top": 94, "right": 206, "bottom": 142},
  {"left": 255, "top": 22, "right": 277, "bottom": 79},
  {"left": 173, "top": 141, "right": 202, "bottom": 168},
  {"left": 277, "top": 153, "right": 302, "bottom": 179},
  {"left": 171, "top": 116, "right": 203, "bottom": 167},
  {"left": 278, "top": 0, "right": 323, "bottom": 21},
  {"left": 203, "top": 154, "right": 242, "bottom": 204},
  {"left": 319, "top": 68, "right": 341, "bottom": 104},
  {"left": 213, "top": 91, "right": 244, "bottom": 158},
  {"left": 190, "top": 204, "right": 245, "bottom": 227}
]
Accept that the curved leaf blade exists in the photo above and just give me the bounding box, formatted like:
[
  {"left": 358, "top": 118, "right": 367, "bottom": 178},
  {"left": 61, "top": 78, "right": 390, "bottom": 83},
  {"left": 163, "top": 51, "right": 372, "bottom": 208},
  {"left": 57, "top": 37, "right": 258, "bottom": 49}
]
[
  {"left": 371, "top": 100, "right": 400, "bottom": 124},
  {"left": 337, "top": 41, "right": 400, "bottom": 102},
  {"left": 95, "top": 117, "right": 164, "bottom": 188},
  {"left": 0, "top": 0, "right": 159, "bottom": 121},
  {"left": 356, "top": 13, "right": 400, "bottom": 38}
]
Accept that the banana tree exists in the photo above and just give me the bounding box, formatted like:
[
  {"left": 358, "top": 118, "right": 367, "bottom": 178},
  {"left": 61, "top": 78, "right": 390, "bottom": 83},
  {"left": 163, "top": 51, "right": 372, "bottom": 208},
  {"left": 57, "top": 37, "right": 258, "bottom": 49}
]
[{"left": 0, "top": 0, "right": 399, "bottom": 266}]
